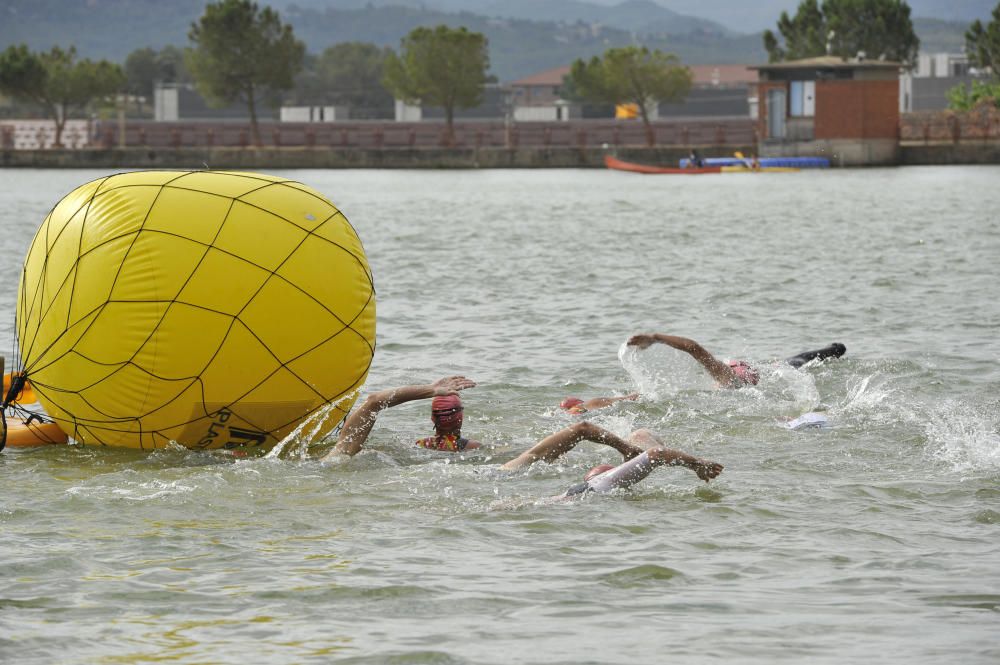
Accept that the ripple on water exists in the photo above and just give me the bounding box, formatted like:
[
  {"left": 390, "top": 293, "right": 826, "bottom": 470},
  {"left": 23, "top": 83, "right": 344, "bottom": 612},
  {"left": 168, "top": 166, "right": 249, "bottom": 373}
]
[{"left": 2, "top": 167, "right": 999, "bottom": 664}]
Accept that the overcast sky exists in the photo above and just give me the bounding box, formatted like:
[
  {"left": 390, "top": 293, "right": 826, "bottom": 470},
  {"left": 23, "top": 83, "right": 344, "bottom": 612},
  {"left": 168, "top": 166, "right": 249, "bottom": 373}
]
[{"left": 529, "top": 0, "right": 994, "bottom": 32}]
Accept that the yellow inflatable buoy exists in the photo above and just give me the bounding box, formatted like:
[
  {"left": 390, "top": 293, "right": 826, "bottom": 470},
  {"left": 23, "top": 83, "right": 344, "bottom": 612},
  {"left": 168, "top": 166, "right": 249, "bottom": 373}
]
[{"left": 16, "top": 171, "right": 376, "bottom": 451}]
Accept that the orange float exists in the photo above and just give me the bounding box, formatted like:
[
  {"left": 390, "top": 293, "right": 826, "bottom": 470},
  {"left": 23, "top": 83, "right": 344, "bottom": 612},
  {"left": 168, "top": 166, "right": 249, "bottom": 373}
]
[
  {"left": 4, "top": 417, "right": 69, "bottom": 448},
  {"left": 3, "top": 373, "right": 37, "bottom": 404}
]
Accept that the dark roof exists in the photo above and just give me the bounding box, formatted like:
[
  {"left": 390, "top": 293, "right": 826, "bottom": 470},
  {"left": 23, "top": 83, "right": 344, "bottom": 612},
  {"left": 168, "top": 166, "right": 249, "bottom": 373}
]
[{"left": 751, "top": 56, "right": 902, "bottom": 71}]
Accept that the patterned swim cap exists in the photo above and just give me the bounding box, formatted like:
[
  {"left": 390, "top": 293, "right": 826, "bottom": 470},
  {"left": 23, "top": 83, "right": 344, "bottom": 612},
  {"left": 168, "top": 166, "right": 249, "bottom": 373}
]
[
  {"left": 728, "top": 360, "right": 760, "bottom": 386},
  {"left": 560, "top": 397, "right": 584, "bottom": 410},
  {"left": 431, "top": 394, "right": 464, "bottom": 430}
]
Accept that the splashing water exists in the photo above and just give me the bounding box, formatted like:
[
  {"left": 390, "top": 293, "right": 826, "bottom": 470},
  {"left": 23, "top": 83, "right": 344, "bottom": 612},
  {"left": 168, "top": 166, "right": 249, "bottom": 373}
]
[
  {"left": 618, "top": 341, "right": 715, "bottom": 398},
  {"left": 266, "top": 390, "right": 360, "bottom": 460},
  {"left": 925, "top": 399, "right": 1000, "bottom": 473}
]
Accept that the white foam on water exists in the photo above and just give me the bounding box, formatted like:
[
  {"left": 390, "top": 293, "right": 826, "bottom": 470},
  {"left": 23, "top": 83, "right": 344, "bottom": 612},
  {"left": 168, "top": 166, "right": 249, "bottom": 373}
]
[
  {"left": 925, "top": 399, "right": 1000, "bottom": 473},
  {"left": 840, "top": 373, "right": 897, "bottom": 417},
  {"left": 267, "top": 389, "right": 359, "bottom": 460},
  {"left": 66, "top": 478, "right": 196, "bottom": 501},
  {"left": 617, "top": 341, "right": 715, "bottom": 398}
]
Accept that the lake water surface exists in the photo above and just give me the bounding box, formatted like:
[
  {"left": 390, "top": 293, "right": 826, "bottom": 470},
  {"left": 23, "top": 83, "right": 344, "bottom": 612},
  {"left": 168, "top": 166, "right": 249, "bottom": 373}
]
[{"left": 1, "top": 166, "right": 998, "bottom": 664}]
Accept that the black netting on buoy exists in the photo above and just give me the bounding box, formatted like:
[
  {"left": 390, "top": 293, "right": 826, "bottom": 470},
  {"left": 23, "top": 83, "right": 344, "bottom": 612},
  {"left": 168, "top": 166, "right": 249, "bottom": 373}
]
[{"left": 12, "top": 172, "right": 376, "bottom": 450}]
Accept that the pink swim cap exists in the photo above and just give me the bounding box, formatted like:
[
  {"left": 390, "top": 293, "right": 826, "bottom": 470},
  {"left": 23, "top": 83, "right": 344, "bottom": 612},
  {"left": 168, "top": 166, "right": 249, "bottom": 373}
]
[
  {"left": 560, "top": 397, "right": 584, "bottom": 410},
  {"left": 431, "top": 394, "right": 462, "bottom": 412},
  {"left": 728, "top": 360, "right": 760, "bottom": 386},
  {"left": 431, "top": 394, "right": 464, "bottom": 431},
  {"left": 584, "top": 464, "right": 616, "bottom": 482}
]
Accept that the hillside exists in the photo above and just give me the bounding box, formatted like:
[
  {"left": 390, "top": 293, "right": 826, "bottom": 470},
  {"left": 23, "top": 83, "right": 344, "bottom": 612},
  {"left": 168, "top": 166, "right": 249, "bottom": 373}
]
[
  {"left": 274, "top": 0, "right": 996, "bottom": 33},
  {"left": 0, "top": 0, "right": 977, "bottom": 81},
  {"left": 0, "top": 0, "right": 764, "bottom": 80}
]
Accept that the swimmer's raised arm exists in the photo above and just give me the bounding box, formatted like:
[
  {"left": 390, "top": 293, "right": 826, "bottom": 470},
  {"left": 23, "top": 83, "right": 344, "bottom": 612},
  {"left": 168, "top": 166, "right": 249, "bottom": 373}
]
[
  {"left": 324, "top": 376, "right": 475, "bottom": 459},
  {"left": 500, "top": 421, "right": 643, "bottom": 471},
  {"left": 627, "top": 333, "right": 740, "bottom": 387}
]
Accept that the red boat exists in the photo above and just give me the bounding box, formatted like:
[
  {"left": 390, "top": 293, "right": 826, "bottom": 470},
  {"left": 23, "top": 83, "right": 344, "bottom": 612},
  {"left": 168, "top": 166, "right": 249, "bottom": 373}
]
[{"left": 604, "top": 155, "right": 721, "bottom": 174}]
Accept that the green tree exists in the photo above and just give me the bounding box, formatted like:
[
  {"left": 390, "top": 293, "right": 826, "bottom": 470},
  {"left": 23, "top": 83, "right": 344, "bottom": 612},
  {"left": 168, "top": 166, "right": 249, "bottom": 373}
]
[
  {"left": 187, "top": 0, "right": 305, "bottom": 146},
  {"left": 125, "top": 46, "right": 191, "bottom": 100},
  {"left": 0, "top": 44, "right": 124, "bottom": 147},
  {"left": 764, "top": 0, "right": 919, "bottom": 67},
  {"left": 947, "top": 80, "right": 1000, "bottom": 110},
  {"left": 383, "top": 25, "right": 489, "bottom": 145},
  {"left": 966, "top": 2, "right": 1000, "bottom": 80},
  {"left": 763, "top": 0, "right": 826, "bottom": 62},
  {"left": 566, "top": 46, "right": 692, "bottom": 146},
  {"left": 294, "top": 42, "right": 394, "bottom": 118}
]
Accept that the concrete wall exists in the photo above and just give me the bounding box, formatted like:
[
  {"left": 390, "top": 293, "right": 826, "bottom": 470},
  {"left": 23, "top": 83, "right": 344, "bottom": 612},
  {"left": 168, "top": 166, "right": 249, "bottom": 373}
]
[
  {"left": 760, "top": 138, "right": 900, "bottom": 166},
  {"left": 0, "top": 145, "right": 756, "bottom": 170},
  {"left": 4, "top": 142, "right": 996, "bottom": 169},
  {"left": 899, "top": 142, "right": 1000, "bottom": 165}
]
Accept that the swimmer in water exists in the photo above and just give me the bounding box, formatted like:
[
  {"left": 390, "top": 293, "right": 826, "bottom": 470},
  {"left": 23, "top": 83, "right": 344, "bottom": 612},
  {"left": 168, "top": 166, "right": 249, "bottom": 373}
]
[
  {"left": 414, "top": 392, "right": 483, "bottom": 452},
  {"left": 322, "top": 379, "right": 722, "bottom": 491},
  {"left": 626, "top": 333, "right": 847, "bottom": 388},
  {"left": 559, "top": 393, "right": 639, "bottom": 415},
  {"left": 626, "top": 333, "right": 759, "bottom": 388},
  {"left": 323, "top": 376, "right": 478, "bottom": 459},
  {"left": 500, "top": 425, "right": 722, "bottom": 497}
]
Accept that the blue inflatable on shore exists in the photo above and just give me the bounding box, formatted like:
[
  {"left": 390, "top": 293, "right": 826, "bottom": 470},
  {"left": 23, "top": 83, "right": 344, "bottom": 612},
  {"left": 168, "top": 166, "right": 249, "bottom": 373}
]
[{"left": 679, "top": 156, "right": 831, "bottom": 169}]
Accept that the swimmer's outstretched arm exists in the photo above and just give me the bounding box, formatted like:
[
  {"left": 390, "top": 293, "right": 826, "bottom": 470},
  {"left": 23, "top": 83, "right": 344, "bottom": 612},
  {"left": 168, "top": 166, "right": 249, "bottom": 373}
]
[
  {"left": 501, "top": 422, "right": 642, "bottom": 471},
  {"left": 589, "top": 430, "right": 724, "bottom": 490},
  {"left": 323, "top": 376, "right": 475, "bottom": 460},
  {"left": 627, "top": 333, "right": 739, "bottom": 388},
  {"left": 579, "top": 393, "right": 639, "bottom": 410},
  {"left": 585, "top": 446, "right": 723, "bottom": 492},
  {"left": 646, "top": 447, "right": 724, "bottom": 483}
]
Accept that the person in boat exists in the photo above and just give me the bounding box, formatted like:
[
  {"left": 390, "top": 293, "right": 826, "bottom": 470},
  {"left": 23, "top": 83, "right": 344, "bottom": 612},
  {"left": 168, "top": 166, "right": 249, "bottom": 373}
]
[
  {"left": 559, "top": 393, "right": 639, "bottom": 415},
  {"left": 321, "top": 378, "right": 723, "bottom": 492},
  {"left": 626, "top": 333, "right": 846, "bottom": 388},
  {"left": 687, "top": 148, "right": 704, "bottom": 168}
]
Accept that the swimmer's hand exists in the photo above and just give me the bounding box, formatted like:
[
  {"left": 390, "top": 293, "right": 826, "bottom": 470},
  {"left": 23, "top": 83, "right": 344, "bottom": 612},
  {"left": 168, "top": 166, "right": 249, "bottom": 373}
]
[
  {"left": 431, "top": 376, "right": 476, "bottom": 396},
  {"left": 626, "top": 334, "right": 657, "bottom": 350},
  {"left": 691, "top": 459, "right": 723, "bottom": 482}
]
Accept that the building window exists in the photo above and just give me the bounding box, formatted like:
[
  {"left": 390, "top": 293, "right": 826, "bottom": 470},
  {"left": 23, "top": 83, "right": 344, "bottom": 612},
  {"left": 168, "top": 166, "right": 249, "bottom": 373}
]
[
  {"left": 767, "top": 88, "right": 786, "bottom": 138},
  {"left": 789, "top": 80, "right": 815, "bottom": 117}
]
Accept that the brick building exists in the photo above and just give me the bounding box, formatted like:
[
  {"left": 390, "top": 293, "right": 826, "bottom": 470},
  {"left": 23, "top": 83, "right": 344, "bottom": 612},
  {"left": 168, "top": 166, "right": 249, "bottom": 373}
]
[{"left": 752, "top": 56, "right": 901, "bottom": 166}]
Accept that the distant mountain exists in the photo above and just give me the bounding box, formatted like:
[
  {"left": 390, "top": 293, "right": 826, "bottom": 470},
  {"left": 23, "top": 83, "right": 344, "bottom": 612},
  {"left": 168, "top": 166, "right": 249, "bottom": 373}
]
[
  {"left": 0, "top": 0, "right": 765, "bottom": 81},
  {"left": 477, "top": 0, "right": 729, "bottom": 35},
  {"left": 0, "top": 0, "right": 204, "bottom": 55},
  {"left": 0, "top": 0, "right": 979, "bottom": 83},
  {"left": 441, "top": 0, "right": 996, "bottom": 33},
  {"left": 272, "top": 0, "right": 731, "bottom": 34},
  {"left": 275, "top": 0, "right": 997, "bottom": 33}
]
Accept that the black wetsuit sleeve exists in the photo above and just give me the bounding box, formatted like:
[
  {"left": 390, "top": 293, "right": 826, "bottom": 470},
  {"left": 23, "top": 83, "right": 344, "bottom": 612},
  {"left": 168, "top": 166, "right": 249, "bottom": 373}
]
[{"left": 786, "top": 343, "right": 846, "bottom": 368}]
